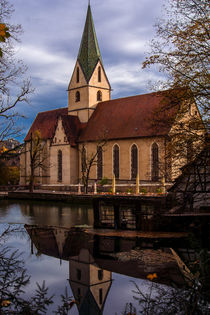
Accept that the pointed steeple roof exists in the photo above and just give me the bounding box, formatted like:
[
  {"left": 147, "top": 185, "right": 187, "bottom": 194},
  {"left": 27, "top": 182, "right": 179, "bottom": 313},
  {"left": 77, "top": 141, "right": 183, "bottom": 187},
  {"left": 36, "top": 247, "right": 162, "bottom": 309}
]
[{"left": 77, "top": 5, "right": 102, "bottom": 82}]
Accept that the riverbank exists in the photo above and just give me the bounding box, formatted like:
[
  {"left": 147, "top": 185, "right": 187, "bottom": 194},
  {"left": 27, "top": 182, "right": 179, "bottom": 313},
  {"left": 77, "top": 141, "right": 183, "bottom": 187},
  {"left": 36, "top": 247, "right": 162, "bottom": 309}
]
[
  {"left": 7, "top": 190, "right": 166, "bottom": 204},
  {"left": 0, "top": 192, "right": 8, "bottom": 199}
]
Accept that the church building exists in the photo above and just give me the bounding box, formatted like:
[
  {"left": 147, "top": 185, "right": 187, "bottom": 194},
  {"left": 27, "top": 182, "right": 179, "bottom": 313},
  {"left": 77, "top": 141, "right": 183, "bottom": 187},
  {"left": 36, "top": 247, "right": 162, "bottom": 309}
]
[{"left": 20, "top": 5, "right": 202, "bottom": 190}]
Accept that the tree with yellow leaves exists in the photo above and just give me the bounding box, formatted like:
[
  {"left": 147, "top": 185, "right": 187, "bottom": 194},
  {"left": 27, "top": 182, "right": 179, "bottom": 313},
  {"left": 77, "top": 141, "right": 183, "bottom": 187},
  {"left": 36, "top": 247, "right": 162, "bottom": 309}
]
[
  {"left": 143, "top": 0, "right": 209, "bottom": 117},
  {"left": 143, "top": 0, "right": 209, "bottom": 205},
  {"left": 0, "top": 22, "right": 10, "bottom": 56}
]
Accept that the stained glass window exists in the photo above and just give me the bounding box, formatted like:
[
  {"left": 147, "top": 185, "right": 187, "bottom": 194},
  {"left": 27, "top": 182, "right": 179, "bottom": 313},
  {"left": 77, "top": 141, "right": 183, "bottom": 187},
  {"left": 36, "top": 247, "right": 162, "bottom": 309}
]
[
  {"left": 58, "top": 150, "right": 62, "bottom": 182},
  {"left": 151, "top": 143, "right": 159, "bottom": 181},
  {"left": 81, "top": 146, "right": 87, "bottom": 173},
  {"left": 113, "top": 144, "right": 119, "bottom": 179},
  {"left": 97, "top": 146, "right": 103, "bottom": 179},
  {"left": 131, "top": 144, "right": 138, "bottom": 179}
]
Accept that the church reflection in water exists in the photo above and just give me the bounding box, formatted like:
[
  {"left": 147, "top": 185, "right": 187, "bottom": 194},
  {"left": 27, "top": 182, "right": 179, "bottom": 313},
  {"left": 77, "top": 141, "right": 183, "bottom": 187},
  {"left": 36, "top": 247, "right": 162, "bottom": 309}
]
[{"left": 25, "top": 225, "right": 187, "bottom": 314}]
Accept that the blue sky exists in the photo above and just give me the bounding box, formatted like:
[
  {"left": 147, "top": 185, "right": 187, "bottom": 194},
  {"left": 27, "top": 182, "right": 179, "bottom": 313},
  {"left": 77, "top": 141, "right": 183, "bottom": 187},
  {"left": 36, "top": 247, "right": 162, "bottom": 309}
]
[{"left": 9, "top": 0, "right": 166, "bottom": 140}]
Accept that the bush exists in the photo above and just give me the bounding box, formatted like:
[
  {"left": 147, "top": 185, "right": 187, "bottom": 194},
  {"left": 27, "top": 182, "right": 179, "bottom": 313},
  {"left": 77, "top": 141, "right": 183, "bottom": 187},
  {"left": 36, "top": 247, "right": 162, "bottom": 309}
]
[
  {"left": 99, "top": 177, "right": 109, "bottom": 186},
  {"left": 156, "top": 187, "right": 162, "bottom": 194},
  {"left": 140, "top": 187, "right": 147, "bottom": 194}
]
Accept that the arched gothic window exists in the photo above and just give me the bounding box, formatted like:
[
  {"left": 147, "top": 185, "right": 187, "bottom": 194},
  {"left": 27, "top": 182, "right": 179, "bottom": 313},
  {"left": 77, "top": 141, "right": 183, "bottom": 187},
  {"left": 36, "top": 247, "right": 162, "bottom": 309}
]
[
  {"left": 75, "top": 91, "right": 80, "bottom": 102},
  {"left": 97, "top": 90, "right": 102, "bottom": 101},
  {"left": 151, "top": 143, "right": 159, "bottom": 181},
  {"left": 58, "top": 150, "right": 62, "bottom": 182},
  {"left": 131, "top": 144, "right": 138, "bottom": 180},
  {"left": 76, "top": 67, "right": 79, "bottom": 83},
  {"left": 81, "top": 146, "right": 87, "bottom": 173},
  {"left": 98, "top": 66, "right": 101, "bottom": 82},
  {"left": 113, "top": 144, "right": 119, "bottom": 179},
  {"left": 97, "top": 146, "right": 103, "bottom": 179}
]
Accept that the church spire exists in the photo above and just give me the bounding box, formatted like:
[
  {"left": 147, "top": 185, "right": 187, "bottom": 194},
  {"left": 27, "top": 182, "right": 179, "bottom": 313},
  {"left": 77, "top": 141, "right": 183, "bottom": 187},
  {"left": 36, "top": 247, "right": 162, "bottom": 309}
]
[{"left": 77, "top": 5, "right": 102, "bottom": 82}]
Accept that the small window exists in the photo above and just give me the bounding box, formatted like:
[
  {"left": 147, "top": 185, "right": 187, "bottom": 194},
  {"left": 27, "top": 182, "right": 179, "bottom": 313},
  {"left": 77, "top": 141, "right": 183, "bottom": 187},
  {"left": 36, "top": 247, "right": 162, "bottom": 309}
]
[
  {"left": 195, "top": 110, "right": 197, "bottom": 115},
  {"left": 76, "top": 269, "right": 81, "bottom": 281},
  {"left": 54, "top": 137, "right": 57, "bottom": 143},
  {"left": 98, "top": 66, "right": 101, "bottom": 82},
  {"left": 99, "top": 288, "right": 103, "bottom": 305},
  {"left": 97, "top": 90, "right": 102, "bottom": 101},
  {"left": 76, "top": 67, "right": 79, "bottom": 83},
  {"left": 98, "top": 269, "right": 103, "bottom": 280},
  {"left": 75, "top": 91, "right": 80, "bottom": 102},
  {"left": 64, "top": 136, "right": 67, "bottom": 142}
]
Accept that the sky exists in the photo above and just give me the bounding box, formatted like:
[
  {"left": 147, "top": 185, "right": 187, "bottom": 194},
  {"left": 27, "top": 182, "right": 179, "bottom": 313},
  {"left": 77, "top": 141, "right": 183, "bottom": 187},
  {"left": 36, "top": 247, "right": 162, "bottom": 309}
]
[{"left": 8, "top": 0, "right": 166, "bottom": 140}]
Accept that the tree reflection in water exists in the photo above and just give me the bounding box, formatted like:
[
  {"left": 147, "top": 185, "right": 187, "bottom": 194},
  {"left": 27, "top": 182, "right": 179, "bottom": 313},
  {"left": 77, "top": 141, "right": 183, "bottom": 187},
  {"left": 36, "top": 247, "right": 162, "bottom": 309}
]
[
  {"left": 25, "top": 224, "right": 210, "bottom": 314},
  {"left": 1, "top": 222, "right": 209, "bottom": 314},
  {"left": 0, "top": 225, "right": 73, "bottom": 314}
]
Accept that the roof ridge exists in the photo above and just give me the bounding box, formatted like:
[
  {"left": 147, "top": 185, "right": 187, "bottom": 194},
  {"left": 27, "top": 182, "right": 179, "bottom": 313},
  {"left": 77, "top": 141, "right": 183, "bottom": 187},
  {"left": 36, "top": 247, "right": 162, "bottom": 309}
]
[
  {"left": 37, "top": 107, "right": 67, "bottom": 115},
  {"left": 96, "top": 91, "right": 161, "bottom": 105}
]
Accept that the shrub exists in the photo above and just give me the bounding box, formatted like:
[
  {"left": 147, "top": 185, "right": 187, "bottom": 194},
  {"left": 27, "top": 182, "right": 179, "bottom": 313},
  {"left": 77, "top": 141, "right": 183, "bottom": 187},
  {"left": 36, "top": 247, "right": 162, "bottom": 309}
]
[
  {"left": 140, "top": 187, "right": 147, "bottom": 194},
  {"left": 99, "top": 177, "right": 109, "bottom": 186},
  {"left": 156, "top": 187, "right": 162, "bottom": 194}
]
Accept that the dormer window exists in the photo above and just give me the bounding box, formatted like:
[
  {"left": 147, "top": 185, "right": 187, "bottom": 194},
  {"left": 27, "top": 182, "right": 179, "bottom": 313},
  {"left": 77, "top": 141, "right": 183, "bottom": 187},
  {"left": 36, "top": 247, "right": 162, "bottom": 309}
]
[
  {"left": 97, "top": 90, "right": 102, "bottom": 101},
  {"left": 98, "top": 66, "right": 101, "bottom": 82},
  {"left": 76, "top": 67, "right": 79, "bottom": 83},
  {"left": 75, "top": 91, "right": 80, "bottom": 102}
]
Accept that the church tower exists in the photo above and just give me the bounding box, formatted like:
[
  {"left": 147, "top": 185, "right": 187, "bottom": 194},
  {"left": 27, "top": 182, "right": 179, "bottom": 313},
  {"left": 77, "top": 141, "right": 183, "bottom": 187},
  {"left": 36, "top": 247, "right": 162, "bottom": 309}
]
[{"left": 68, "top": 5, "right": 111, "bottom": 123}]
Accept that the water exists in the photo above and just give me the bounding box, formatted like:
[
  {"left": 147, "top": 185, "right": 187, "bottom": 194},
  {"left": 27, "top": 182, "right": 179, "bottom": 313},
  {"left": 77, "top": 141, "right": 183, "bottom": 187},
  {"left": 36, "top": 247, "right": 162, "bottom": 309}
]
[{"left": 0, "top": 200, "right": 206, "bottom": 314}]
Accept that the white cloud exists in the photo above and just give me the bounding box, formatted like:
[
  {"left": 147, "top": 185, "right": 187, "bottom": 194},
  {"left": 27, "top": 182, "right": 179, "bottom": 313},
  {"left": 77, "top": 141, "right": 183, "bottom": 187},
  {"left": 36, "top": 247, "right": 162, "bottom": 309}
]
[
  {"left": 107, "top": 63, "right": 164, "bottom": 95},
  {"left": 7, "top": 0, "right": 167, "bottom": 141},
  {"left": 16, "top": 45, "right": 75, "bottom": 86}
]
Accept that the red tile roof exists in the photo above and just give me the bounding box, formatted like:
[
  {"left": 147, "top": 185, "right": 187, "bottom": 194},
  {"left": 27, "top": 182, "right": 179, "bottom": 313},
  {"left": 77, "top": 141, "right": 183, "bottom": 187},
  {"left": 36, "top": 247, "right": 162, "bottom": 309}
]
[
  {"left": 79, "top": 91, "right": 178, "bottom": 142},
  {"left": 25, "top": 91, "right": 179, "bottom": 145},
  {"left": 25, "top": 108, "right": 68, "bottom": 141},
  {"left": 24, "top": 108, "right": 82, "bottom": 146},
  {"left": 61, "top": 115, "right": 81, "bottom": 146}
]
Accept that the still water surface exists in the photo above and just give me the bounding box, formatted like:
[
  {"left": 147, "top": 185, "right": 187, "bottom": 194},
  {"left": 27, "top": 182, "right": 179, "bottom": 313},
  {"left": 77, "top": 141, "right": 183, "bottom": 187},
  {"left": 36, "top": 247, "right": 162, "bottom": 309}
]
[{"left": 0, "top": 200, "right": 189, "bottom": 314}]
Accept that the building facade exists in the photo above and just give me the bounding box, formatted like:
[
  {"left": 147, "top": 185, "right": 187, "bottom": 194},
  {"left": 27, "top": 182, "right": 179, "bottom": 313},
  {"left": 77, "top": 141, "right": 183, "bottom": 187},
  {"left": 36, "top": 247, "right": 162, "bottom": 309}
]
[{"left": 20, "top": 5, "right": 203, "bottom": 189}]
